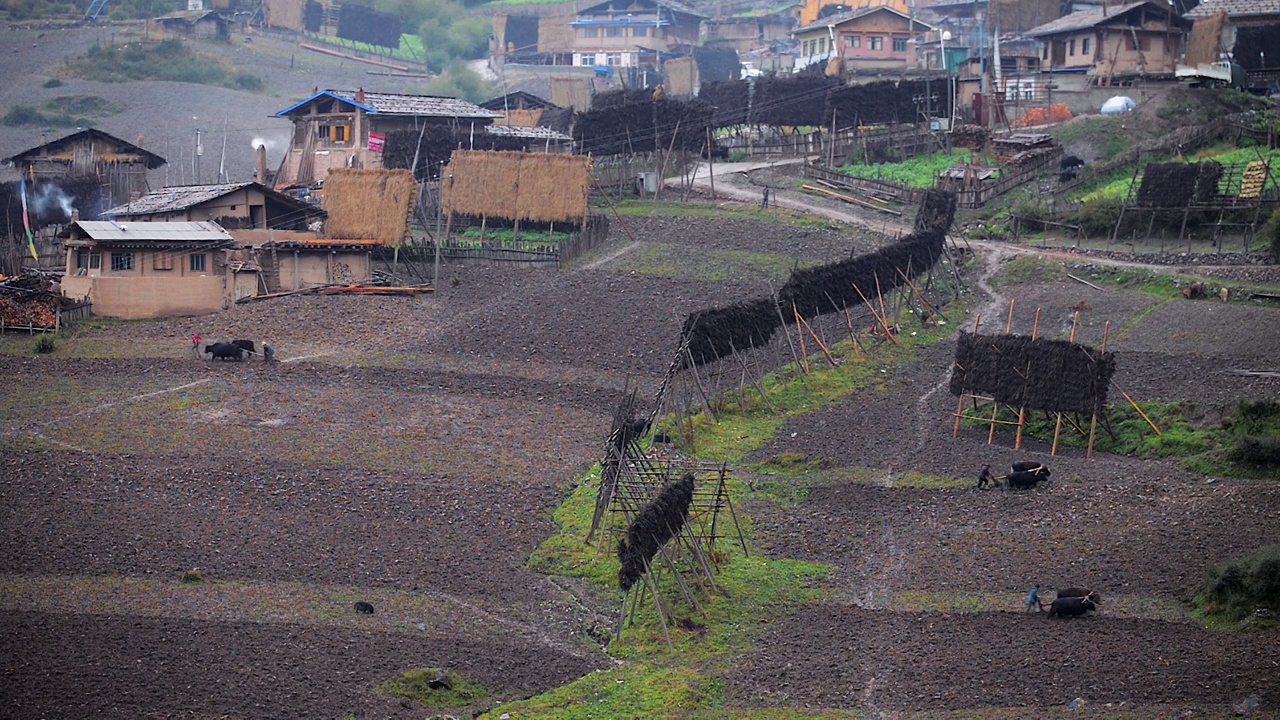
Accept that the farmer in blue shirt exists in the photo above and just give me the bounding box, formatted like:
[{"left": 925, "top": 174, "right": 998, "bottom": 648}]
[{"left": 1026, "top": 584, "right": 1042, "bottom": 613}]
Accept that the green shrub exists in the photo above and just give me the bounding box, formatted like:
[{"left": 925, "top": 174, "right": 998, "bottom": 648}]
[
  {"left": 1197, "top": 544, "right": 1280, "bottom": 625},
  {"left": 1260, "top": 207, "right": 1280, "bottom": 260},
  {"left": 33, "top": 335, "right": 56, "bottom": 354}
]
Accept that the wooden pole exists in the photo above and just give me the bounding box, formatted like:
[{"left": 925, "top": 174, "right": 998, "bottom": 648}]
[
  {"left": 1087, "top": 321, "right": 1111, "bottom": 459},
  {"left": 987, "top": 397, "right": 1000, "bottom": 445},
  {"left": 1051, "top": 310, "right": 1079, "bottom": 456},
  {"left": 1016, "top": 307, "right": 1042, "bottom": 449},
  {"left": 855, "top": 284, "right": 898, "bottom": 345},
  {"left": 798, "top": 314, "right": 839, "bottom": 367},
  {"left": 842, "top": 306, "right": 863, "bottom": 356},
  {"left": 793, "top": 303, "right": 811, "bottom": 375},
  {"left": 706, "top": 126, "right": 716, "bottom": 200},
  {"left": 897, "top": 268, "right": 941, "bottom": 325},
  {"left": 1006, "top": 298, "right": 1016, "bottom": 333}
]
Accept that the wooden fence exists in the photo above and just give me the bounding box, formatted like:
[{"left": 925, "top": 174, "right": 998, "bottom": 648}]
[
  {"left": 405, "top": 213, "right": 611, "bottom": 267},
  {"left": 804, "top": 146, "right": 1060, "bottom": 209},
  {"left": 720, "top": 123, "right": 940, "bottom": 163},
  {"left": 557, "top": 214, "right": 610, "bottom": 265}
]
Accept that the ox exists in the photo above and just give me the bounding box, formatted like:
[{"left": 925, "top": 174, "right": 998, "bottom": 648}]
[{"left": 1047, "top": 596, "right": 1097, "bottom": 619}]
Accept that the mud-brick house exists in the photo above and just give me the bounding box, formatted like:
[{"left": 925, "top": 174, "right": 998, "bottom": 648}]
[
  {"left": 1185, "top": 0, "right": 1280, "bottom": 83},
  {"left": 103, "top": 182, "right": 327, "bottom": 230},
  {"left": 231, "top": 231, "right": 377, "bottom": 291},
  {"left": 1025, "top": 1, "right": 1189, "bottom": 84},
  {"left": 2, "top": 129, "right": 167, "bottom": 214},
  {"left": 703, "top": 5, "right": 799, "bottom": 55},
  {"left": 793, "top": 6, "right": 933, "bottom": 73},
  {"left": 60, "top": 220, "right": 241, "bottom": 319},
  {"left": 479, "top": 91, "right": 562, "bottom": 127},
  {"left": 273, "top": 89, "right": 502, "bottom": 187}
]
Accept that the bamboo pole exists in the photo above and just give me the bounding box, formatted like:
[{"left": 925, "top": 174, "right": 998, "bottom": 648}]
[
  {"left": 987, "top": 398, "right": 1000, "bottom": 445},
  {"left": 1006, "top": 298, "right": 1016, "bottom": 334},
  {"left": 842, "top": 306, "right": 863, "bottom": 356},
  {"left": 1114, "top": 383, "right": 1162, "bottom": 436},
  {"left": 897, "top": 268, "right": 941, "bottom": 325}
]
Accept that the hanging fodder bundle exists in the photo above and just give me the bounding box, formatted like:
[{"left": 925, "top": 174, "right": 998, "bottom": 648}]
[
  {"left": 949, "top": 332, "right": 1117, "bottom": 415},
  {"left": 574, "top": 95, "right": 714, "bottom": 156},
  {"left": 753, "top": 74, "right": 839, "bottom": 127},
  {"left": 1135, "top": 163, "right": 1201, "bottom": 208},
  {"left": 825, "top": 79, "right": 948, "bottom": 127},
  {"left": 777, "top": 230, "right": 945, "bottom": 320},
  {"left": 617, "top": 473, "right": 695, "bottom": 591},
  {"left": 914, "top": 189, "right": 959, "bottom": 235},
  {"left": 1194, "top": 161, "right": 1224, "bottom": 204},
  {"left": 698, "top": 80, "right": 750, "bottom": 128},
  {"left": 680, "top": 297, "right": 782, "bottom": 367},
  {"left": 693, "top": 46, "right": 741, "bottom": 83}
]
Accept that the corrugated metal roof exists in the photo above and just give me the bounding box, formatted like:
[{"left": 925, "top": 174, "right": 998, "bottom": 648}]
[
  {"left": 1024, "top": 2, "right": 1157, "bottom": 36},
  {"left": 72, "top": 221, "right": 233, "bottom": 242},
  {"left": 485, "top": 125, "right": 573, "bottom": 141},
  {"left": 1186, "top": 0, "right": 1280, "bottom": 17}
]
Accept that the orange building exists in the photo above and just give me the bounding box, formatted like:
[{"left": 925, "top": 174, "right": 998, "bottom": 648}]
[{"left": 799, "top": 0, "right": 908, "bottom": 28}]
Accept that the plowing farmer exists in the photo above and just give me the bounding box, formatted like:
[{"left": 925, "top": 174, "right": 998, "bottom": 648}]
[{"left": 1026, "top": 584, "right": 1042, "bottom": 613}]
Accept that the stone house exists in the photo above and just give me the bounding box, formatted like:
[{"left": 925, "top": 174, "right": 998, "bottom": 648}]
[{"left": 1025, "top": 1, "right": 1189, "bottom": 83}]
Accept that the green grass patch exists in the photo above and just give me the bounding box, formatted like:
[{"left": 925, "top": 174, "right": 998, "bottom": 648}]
[
  {"left": 965, "top": 399, "right": 1279, "bottom": 480},
  {"left": 59, "top": 39, "right": 263, "bottom": 91},
  {"left": 1052, "top": 116, "right": 1147, "bottom": 161},
  {"left": 377, "top": 668, "right": 489, "bottom": 707},
  {"left": 2, "top": 104, "right": 94, "bottom": 129},
  {"left": 608, "top": 242, "right": 819, "bottom": 282},
  {"left": 1191, "top": 543, "right": 1280, "bottom": 631},
  {"left": 837, "top": 150, "right": 988, "bottom": 190},
  {"left": 989, "top": 254, "right": 1065, "bottom": 289},
  {"left": 600, "top": 199, "right": 841, "bottom": 232},
  {"left": 454, "top": 226, "right": 573, "bottom": 248},
  {"left": 313, "top": 32, "right": 427, "bottom": 63},
  {"left": 44, "top": 95, "right": 122, "bottom": 117}
]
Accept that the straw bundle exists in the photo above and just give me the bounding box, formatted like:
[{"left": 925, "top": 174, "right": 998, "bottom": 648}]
[
  {"left": 441, "top": 150, "right": 589, "bottom": 224},
  {"left": 321, "top": 168, "right": 416, "bottom": 245},
  {"left": 949, "top": 332, "right": 1116, "bottom": 414},
  {"left": 501, "top": 109, "right": 544, "bottom": 127}
]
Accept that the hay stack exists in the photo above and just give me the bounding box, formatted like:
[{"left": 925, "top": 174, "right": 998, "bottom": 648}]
[
  {"left": 442, "top": 150, "right": 589, "bottom": 224},
  {"left": 322, "top": 169, "right": 416, "bottom": 245}
]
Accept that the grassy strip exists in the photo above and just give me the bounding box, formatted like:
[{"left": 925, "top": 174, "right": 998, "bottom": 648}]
[
  {"left": 598, "top": 199, "right": 844, "bottom": 229},
  {"left": 494, "top": 320, "right": 962, "bottom": 717},
  {"left": 312, "top": 33, "right": 426, "bottom": 63},
  {"left": 58, "top": 38, "right": 263, "bottom": 90},
  {"left": 377, "top": 668, "right": 489, "bottom": 708}
]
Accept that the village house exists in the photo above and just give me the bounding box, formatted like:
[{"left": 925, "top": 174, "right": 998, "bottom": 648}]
[
  {"left": 703, "top": 5, "right": 799, "bottom": 55},
  {"left": 1184, "top": 0, "right": 1280, "bottom": 89},
  {"left": 60, "top": 220, "right": 240, "bottom": 319},
  {"left": 569, "top": 0, "right": 705, "bottom": 69},
  {"left": 1024, "top": 1, "right": 1188, "bottom": 85},
  {"left": 273, "top": 89, "right": 502, "bottom": 187},
  {"left": 153, "top": 9, "right": 232, "bottom": 40},
  {"left": 3, "top": 129, "right": 166, "bottom": 213},
  {"left": 798, "top": 0, "right": 906, "bottom": 28},
  {"left": 231, "top": 231, "right": 376, "bottom": 293},
  {"left": 479, "top": 91, "right": 562, "bottom": 128},
  {"left": 102, "top": 181, "right": 327, "bottom": 230},
  {"left": 792, "top": 5, "right": 933, "bottom": 73}
]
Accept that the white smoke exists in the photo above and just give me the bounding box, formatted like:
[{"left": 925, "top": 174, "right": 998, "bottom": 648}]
[
  {"left": 30, "top": 184, "right": 75, "bottom": 219},
  {"left": 251, "top": 137, "right": 278, "bottom": 151}
]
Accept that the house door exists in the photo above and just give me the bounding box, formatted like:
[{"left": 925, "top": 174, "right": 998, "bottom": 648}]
[
  {"left": 1051, "top": 41, "right": 1066, "bottom": 67},
  {"left": 250, "top": 205, "right": 265, "bottom": 229}
]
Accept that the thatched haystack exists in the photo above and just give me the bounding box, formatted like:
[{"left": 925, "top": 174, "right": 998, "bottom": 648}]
[
  {"left": 617, "top": 473, "right": 695, "bottom": 592},
  {"left": 949, "top": 332, "right": 1117, "bottom": 415},
  {"left": 441, "top": 150, "right": 589, "bottom": 224},
  {"left": 322, "top": 169, "right": 416, "bottom": 245}
]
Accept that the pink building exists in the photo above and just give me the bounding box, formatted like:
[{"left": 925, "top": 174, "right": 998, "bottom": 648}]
[{"left": 792, "top": 5, "right": 933, "bottom": 73}]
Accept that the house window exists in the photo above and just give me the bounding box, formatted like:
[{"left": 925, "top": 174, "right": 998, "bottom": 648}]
[
  {"left": 75, "top": 250, "right": 101, "bottom": 271},
  {"left": 1042, "top": 44, "right": 1049, "bottom": 60},
  {"left": 848, "top": 35, "right": 860, "bottom": 49},
  {"left": 869, "top": 36, "right": 883, "bottom": 51},
  {"left": 817, "top": 37, "right": 825, "bottom": 53},
  {"left": 111, "top": 252, "right": 134, "bottom": 272},
  {"left": 318, "top": 124, "right": 351, "bottom": 143},
  {"left": 893, "top": 37, "right": 907, "bottom": 52},
  {"left": 190, "top": 253, "right": 207, "bottom": 272},
  {"left": 1069, "top": 38, "right": 1076, "bottom": 56},
  {"left": 606, "top": 52, "right": 621, "bottom": 66},
  {"left": 153, "top": 252, "right": 174, "bottom": 271},
  {"left": 581, "top": 26, "right": 599, "bottom": 38},
  {"left": 1082, "top": 37, "right": 1091, "bottom": 54},
  {"left": 580, "top": 54, "right": 595, "bottom": 66},
  {"left": 633, "top": 26, "right": 647, "bottom": 37},
  {"left": 606, "top": 26, "right": 624, "bottom": 37}
]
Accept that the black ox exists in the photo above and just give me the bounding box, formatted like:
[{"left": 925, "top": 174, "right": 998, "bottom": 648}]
[
  {"left": 1047, "top": 596, "right": 1097, "bottom": 618},
  {"left": 1006, "top": 461, "right": 1051, "bottom": 490}
]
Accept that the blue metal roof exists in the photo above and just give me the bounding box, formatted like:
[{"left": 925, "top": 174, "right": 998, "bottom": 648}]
[{"left": 274, "top": 90, "right": 377, "bottom": 118}]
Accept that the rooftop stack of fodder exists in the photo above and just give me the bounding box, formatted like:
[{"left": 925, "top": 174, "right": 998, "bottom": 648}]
[
  {"left": 680, "top": 298, "right": 783, "bottom": 367},
  {"left": 949, "top": 332, "right": 1117, "bottom": 415},
  {"left": 677, "top": 191, "right": 956, "bottom": 367},
  {"left": 1136, "top": 163, "right": 1202, "bottom": 208},
  {"left": 617, "top": 473, "right": 695, "bottom": 592}
]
